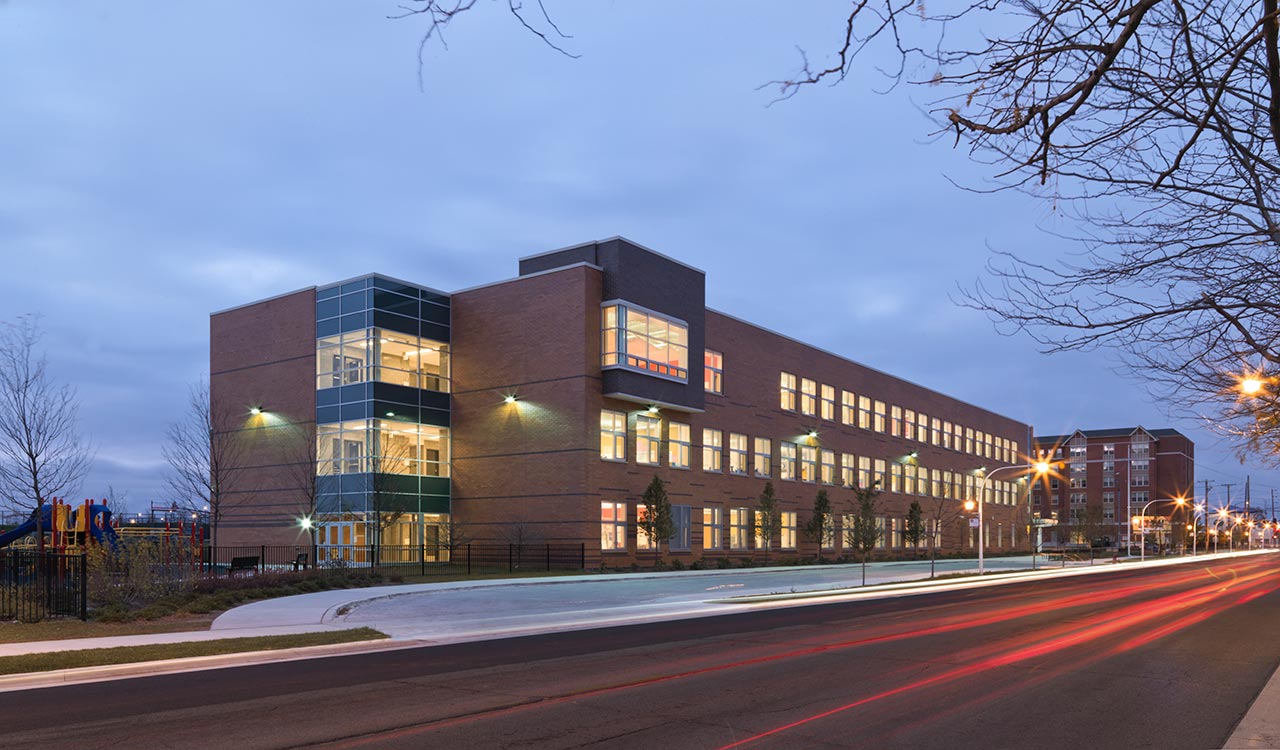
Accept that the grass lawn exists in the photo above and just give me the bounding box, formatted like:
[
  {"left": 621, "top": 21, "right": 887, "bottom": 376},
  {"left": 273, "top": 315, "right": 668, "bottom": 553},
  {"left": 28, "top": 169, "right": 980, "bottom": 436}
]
[
  {"left": 0, "top": 627, "right": 387, "bottom": 676},
  {"left": 0, "top": 616, "right": 214, "bottom": 644}
]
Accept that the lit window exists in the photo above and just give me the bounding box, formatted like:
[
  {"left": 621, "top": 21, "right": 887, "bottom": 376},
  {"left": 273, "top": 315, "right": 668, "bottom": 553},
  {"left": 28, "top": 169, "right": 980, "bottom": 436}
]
[
  {"left": 942, "top": 421, "right": 953, "bottom": 450},
  {"left": 820, "top": 449, "right": 836, "bottom": 485},
  {"left": 668, "top": 422, "right": 691, "bottom": 469},
  {"left": 874, "top": 459, "right": 887, "bottom": 489},
  {"left": 842, "top": 391, "right": 856, "bottom": 425},
  {"left": 890, "top": 406, "right": 903, "bottom": 437},
  {"left": 965, "top": 427, "right": 974, "bottom": 454},
  {"left": 317, "top": 328, "right": 450, "bottom": 392},
  {"left": 754, "top": 438, "right": 772, "bottom": 477},
  {"left": 876, "top": 517, "right": 887, "bottom": 549},
  {"left": 729, "top": 508, "right": 751, "bottom": 549},
  {"left": 858, "top": 456, "right": 872, "bottom": 490},
  {"left": 729, "top": 433, "right": 749, "bottom": 475},
  {"left": 821, "top": 385, "right": 836, "bottom": 421},
  {"left": 1103, "top": 443, "right": 1116, "bottom": 458},
  {"left": 703, "top": 507, "right": 724, "bottom": 550},
  {"left": 931, "top": 417, "right": 942, "bottom": 446},
  {"left": 601, "top": 502, "right": 626, "bottom": 551},
  {"left": 637, "top": 504, "right": 656, "bottom": 550},
  {"left": 917, "top": 465, "right": 930, "bottom": 497},
  {"left": 636, "top": 415, "right": 661, "bottom": 466},
  {"left": 602, "top": 303, "right": 689, "bottom": 380},
  {"left": 874, "top": 401, "right": 887, "bottom": 433},
  {"left": 780, "top": 512, "right": 797, "bottom": 550},
  {"left": 318, "top": 419, "right": 450, "bottom": 477},
  {"left": 703, "top": 428, "right": 723, "bottom": 472},
  {"left": 800, "top": 445, "right": 818, "bottom": 482},
  {"left": 801, "top": 379, "right": 817, "bottom": 417},
  {"left": 932, "top": 469, "right": 944, "bottom": 498},
  {"left": 917, "top": 412, "right": 929, "bottom": 443},
  {"left": 904, "top": 464, "right": 917, "bottom": 495},
  {"left": 600, "top": 410, "right": 627, "bottom": 461},
  {"left": 780, "top": 442, "right": 797, "bottom": 480},
  {"left": 755, "top": 511, "right": 769, "bottom": 551},
  {"left": 704, "top": 350, "right": 724, "bottom": 395},
  {"left": 858, "top": 396, "right": 872, "bottom": 430},
  {"left": 890, "top": 462, "right": 903, "bottom": 493},
  {"left": 903, "top": 409, "right": 916, "bottom": 441},
  {"left": 841, "top": 453, "right": 855, "bottom": 488},
  {"left": 780, "top": 372, "right": 798, "bottom": 411}
]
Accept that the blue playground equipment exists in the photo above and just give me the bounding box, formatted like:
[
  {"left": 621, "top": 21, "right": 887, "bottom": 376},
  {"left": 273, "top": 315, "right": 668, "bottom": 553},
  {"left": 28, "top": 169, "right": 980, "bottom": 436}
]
[{"left": 0, "top": 502, "right": 122, "bottom": 550}]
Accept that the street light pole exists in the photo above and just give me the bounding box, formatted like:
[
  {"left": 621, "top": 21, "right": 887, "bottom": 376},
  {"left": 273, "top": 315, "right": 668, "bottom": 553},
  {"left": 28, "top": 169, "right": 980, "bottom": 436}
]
[
  {"left": 1136, "top": 496, "right": 1187, "bottom": 562},
  {"left": 976, "top": 461, "right": 1052, "bottom": 575}
]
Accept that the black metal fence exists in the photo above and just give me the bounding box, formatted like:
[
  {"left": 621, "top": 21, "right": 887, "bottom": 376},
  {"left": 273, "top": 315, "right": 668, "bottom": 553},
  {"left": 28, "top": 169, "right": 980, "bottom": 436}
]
[
  {"left": 201, "top": 543, "right": 586, "bottom": 576},
  {"left": 0, "top": 549, "right": 87, "bottom": 621}
]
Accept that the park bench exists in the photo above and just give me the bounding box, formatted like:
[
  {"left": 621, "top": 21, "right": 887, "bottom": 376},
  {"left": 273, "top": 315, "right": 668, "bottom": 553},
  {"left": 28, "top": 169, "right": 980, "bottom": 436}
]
[{"left": 228, "top": 555, "right": 259, "bottom": 577}]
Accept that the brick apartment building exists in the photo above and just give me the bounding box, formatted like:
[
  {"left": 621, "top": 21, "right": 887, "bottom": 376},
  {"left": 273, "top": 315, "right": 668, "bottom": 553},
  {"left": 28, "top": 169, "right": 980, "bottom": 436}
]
[
  {"left": 211, "top": 238, "right": 1035, "bottom": 565},
  {"left": 1031, "top": 428, "right": 1195, "bottom": 548}
]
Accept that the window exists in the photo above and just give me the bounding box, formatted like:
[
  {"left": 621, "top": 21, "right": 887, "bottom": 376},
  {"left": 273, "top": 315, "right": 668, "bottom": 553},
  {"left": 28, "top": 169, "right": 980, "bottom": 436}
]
[
  {"left": 704, "top": 350, "right": 724, "bottom": 394},
  {"left": 671, "top": 505, "right": 692, "bottom": 551},
  {"left": 821, "top": 384, "right": 836, "bottom": 421},
  {"left": 1132, "top": 459, "right": 1149, "bottom": 472},
  {"left": 903, "top": 409, "right": 916, "bottom": 441},
  {"left": 820, "top": 449, "right": 836, "bottom": 485},
  {"left": 801, "top": 378, "right": 817, "bottom": 416},
  {"left": 637, "top": 504, "right": 656, "bottom": 550},
  {"left": 932, "top": 469, "right": 943, "bottom": 498},
  {"left": 601, "top": 502, "right": 626, "bottom": 551},
  {"left": 729, "top": 433, "right": 749, "bottom": 475},
  {"left": 917, "top": 412, "right": 929, "bottom": 443},
  {"left": 964, "top": 427, "right": 974, "bottom": 454},
  {"left": 1132, "top": 474, "right": 1149, "bottom": 487},
  {"left": 754, "top": 438, "right": 772, "bottom": 477},
  {"left": 874, "top": 401, "right": 887, "bottom": 433},
  {"left": 821, "top": 512, "right": 836, "bottom": 549},
  {"left": 636, "top": 415, "right": 661, "bottom": 465},
  {"left": 780, "top": 512, "right": 797, "bottom": 549},
  {"left": 668, "top": 422, "right": 691, "bottom": 469},
  {"left": 858, "top": 396, "right": 872, "bottom": 430},
  {"left": 932, "top": 417, "right": 942, "bottom": 446},
  {"left": 317, "top": 328, "right": 451, "bottom": 392},
  {"left": 891, "top": 406, "right": 903, "bottom": 437},
  {"left": 842, "top": 391, "right": 856, "bottom": 425},
  {"left": 1103, "top": 461, "right": 1115, "bottom": 473},
  {"left": 1103, "top": 443, "right": 1116, "bottom": 458},
  {"left": 729, "top": 508, "right": 751, "bottom": 549},
  {"left": 1132, "top": 435, "right": 1150, "bottom": 457},
  {"left": 318, "top": 420, "right": 451, "bottom": 477},
  {"left": 780, "top": 372, "right": 798, "bottom": 411},
  {"left": 858, "top": 456, "right": 872, "bottom": 489},
  {"left": 876, "top": 517, "right": 887, "bottom": 549},
  {"left": 1133, "top": 491, "right": 1149, "bottom": 505},
  {"left": 841, "top": 453, "right": 856, "bottom": 488},
  {"left": 781, "top": 442, "right": 797, "bottom": 480},
  {"left": 904, "top": 464, "right": 917, "bottom": 495},
  {"left": 602, "top": 303, "right": 689, "bottom": 380},
  {"left": 800, "top": 445, "right": 818, "bottom": 482},
  {"left": 942, "top": 421, "right": 953, "bottom": 450},
  {"left": 1103, "top": 475, "right": 1116, "bottom": 488},
  {"left": 600, "top": 410, "right": 626, "bottom": 461},
  {"left": 874, "top": 459, "right": 887, "bottom": 490},
  {"left": 890, "top": 461, "right": 903, "bottom": 493},
  {"left": 703, "top": 507, "right": 724, "bottom": 550},
  {"left": 703, "top": 429, "right": 723, "bottom": 472},
  {"left": 1069, "top": 443, "right": 1087, "bottom": 459},
  {"left": 917, "top": 465, "right": 930, "bottom": 497}
]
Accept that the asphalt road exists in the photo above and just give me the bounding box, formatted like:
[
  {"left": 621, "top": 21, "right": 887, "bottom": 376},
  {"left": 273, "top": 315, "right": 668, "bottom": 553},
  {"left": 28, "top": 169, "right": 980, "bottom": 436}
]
[{"left": 4, "top": 555, "right": 1278, "bottom": 750}]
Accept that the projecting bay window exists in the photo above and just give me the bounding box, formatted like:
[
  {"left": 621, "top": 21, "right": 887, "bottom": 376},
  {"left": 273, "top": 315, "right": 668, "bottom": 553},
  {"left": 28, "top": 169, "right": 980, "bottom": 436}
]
[
  {"left": 754, "top": 438, "right": 772, "bottom": 477},
  {"left": 601, "top": 502, "right": 626, "bottom": 551},
  {"left": 601, "top": 303, "right": 689, "bottom": 380},
  {"left": 636, "top": 415, "right": 662, "bottom": 466},
  {"left": 729, "top": 433, "right": 749, "bottom": 475},
  {"left": 316, "top": 328, "right": 451, "bottom": 392},
  {"left": 600, "top": 410, "right": 627, "bottom": 461},
  {"left": 703, "top": 507, "right": 724, "bottom": 550},
  {"left": 704, "top": 350, "right": 724, "bottom": 394},
  {"left": 317, "top": 420, "right": 450, "bottom": 477},
  {"left": 668, "top": 422, "right": 691, "bottom": 469}
]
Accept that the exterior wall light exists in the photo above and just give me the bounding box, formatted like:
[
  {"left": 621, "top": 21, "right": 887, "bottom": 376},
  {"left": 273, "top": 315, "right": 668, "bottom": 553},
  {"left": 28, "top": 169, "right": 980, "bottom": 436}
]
[
  {"left": 249, "top": 407, "right": 263, "bottom": 416},
  {"left": 647, "top": 405, "right": 659, "bottom": 414},
  {"left": 504, "top": 394, "right": 518, "bottom": 404}
]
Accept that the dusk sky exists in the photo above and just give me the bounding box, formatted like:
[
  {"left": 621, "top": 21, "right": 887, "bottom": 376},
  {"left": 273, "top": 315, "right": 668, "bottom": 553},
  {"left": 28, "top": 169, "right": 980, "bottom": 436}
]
[{"left": 3, "top": 2, "right": 1277, "bottom": 514}]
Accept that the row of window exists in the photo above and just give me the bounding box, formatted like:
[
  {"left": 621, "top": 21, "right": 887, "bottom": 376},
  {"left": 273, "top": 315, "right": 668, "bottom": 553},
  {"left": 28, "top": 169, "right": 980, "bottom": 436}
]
[
  {"left": 779, "top": 372, "right": 1018, "bottom": 462},
  {"left": 1055, "top": 435, "right": 1151, "bottom": 460},
  {"left": 599, "top": 410, "right": 1021, "bottom": 504},
  {"left": 1038, "top": 490, "right": 1148, "bottom": 510},
  {"left": 317, "top": 419, "right": 451, "bottom": 477},
  {"left": 1048, "top": 473, "right": 1149, "bottom": 490},
  {"left": 317, "top": 328, "right": 451, "bottom": 393},
  {"left": 601, "top": 502, "right": 1019, "bottom": 552},
  {"left": 601, "top": 303, "right": 690, "bottom": 380}
]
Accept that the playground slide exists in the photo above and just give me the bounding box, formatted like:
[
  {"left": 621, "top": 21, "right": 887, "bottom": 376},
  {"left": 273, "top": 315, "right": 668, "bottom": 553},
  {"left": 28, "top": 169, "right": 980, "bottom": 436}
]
[
  {"left": 0, "top": 504, "right": 122, "bottom": 549},
  {"left": 0, "top": 516, "right": 39, "bottom": 548}
]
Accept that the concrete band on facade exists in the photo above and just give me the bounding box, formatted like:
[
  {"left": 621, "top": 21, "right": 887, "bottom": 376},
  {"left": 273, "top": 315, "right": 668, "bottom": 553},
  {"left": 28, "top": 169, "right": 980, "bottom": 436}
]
[{"left": 210, "top": 237, "right": 1079, "bottom": 566}]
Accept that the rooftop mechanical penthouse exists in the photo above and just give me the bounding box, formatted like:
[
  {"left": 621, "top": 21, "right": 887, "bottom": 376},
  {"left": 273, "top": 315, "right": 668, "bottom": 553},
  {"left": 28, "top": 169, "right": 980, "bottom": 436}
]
[{"left": 211, "top": 238, "right": 1035, "bottom": 565}]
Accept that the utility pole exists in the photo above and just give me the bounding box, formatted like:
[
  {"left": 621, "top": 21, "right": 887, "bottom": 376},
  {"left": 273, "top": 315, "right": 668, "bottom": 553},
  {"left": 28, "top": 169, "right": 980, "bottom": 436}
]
[{"left": 1205, "top": 480, "right": 1214, "bottom": 553}]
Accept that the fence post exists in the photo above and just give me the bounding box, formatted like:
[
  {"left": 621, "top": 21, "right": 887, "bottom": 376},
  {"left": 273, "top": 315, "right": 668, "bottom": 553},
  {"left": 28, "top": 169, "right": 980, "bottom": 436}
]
[
  {"left": 546, "top": 543, "right": 550, "bottom": 571},
  {"left": 44, "top": 552, "right": 52, "bottom": 621},
  {"left": 580, "top": 543, "right": 585, "bottom": 570},
  {"left": 467, "top": 544, "right": 471, "bottom": 576},
  {"left": 260, "top": 545, "right": 265, "bottom": 574},
  {"left": 421, "top": 544, "right": 426, "bottom": 577},
  {"left": 508, "top": 543, "right": 514, "bottom": 573},
  {"left": 79, "top": 553, "right": 87, "bottom": 621}
]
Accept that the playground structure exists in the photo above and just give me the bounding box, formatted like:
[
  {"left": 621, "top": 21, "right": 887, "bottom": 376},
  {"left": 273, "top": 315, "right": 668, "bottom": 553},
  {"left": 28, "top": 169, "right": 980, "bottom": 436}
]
[{"left": 0, "top": 499, "right": 124, "bottom": 551}]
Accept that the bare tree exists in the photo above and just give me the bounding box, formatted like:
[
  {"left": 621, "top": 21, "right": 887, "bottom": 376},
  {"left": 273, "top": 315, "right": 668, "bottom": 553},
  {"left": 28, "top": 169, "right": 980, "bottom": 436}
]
[
  {"left": 399, "top": 2, "right": 1280, "bottom": 455},
  {"left": 0, "top": 316, "right": 93, "bottom": 552},
  {"left": 162, "top": 379, "right": 249, "bottom": 549},
  {"left": 926, "top": 495, "right": 967, "bottom": 579},
  {"left": 276, "top": 420, "right": 321, "bottom": 549}
]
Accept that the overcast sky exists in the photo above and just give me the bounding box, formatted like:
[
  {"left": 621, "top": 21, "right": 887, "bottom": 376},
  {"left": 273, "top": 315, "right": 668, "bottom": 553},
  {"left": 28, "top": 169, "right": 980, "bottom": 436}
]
[{"left": 2, "top": 2, "right": 1277, "bottom": 515}]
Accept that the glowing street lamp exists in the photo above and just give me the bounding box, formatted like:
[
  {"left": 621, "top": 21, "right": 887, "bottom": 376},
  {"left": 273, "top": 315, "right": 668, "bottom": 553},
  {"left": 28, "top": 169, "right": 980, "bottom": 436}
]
[
  {"left": 1240, "top": 377, "right": 1264, "bottom": 396},
  {"left": 1136, "top": 496, "right": 1186, "bottom": 562},
  {"left": 973, "top": 460, "right": 1054, "bottom": 575}
]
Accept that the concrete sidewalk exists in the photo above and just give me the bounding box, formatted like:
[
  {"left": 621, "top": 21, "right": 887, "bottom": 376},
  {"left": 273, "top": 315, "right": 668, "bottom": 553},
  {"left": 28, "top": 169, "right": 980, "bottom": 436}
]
[{"left": 5, "top": 550, "right": 1267, "bottom": 658}]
